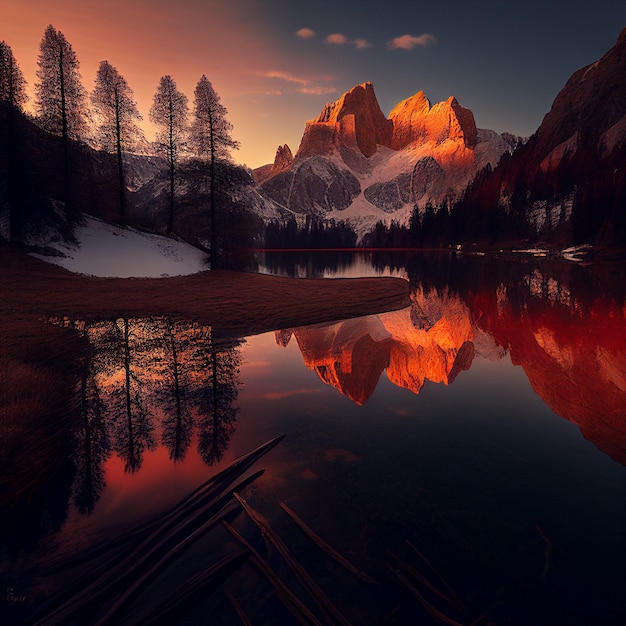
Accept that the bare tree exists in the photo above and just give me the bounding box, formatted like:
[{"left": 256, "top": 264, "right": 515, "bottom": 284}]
[
  {"left": 189, "top": 75, "right": 239, "bottom": 268},
  {"left": 91, "top": 60, "right": 145, "bottom": 227},
  {"left": 35, "top": 25, "right": 87, "bottom": 217},
  {"left": 149, "top": 75, "right": 188, "bottom": 234},
  {"left": 0, "top": 41, "right": 27, "bottom": 110}
]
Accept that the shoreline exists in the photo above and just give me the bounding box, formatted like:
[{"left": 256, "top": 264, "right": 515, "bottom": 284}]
[{"left": 1, "top": 247, "right": 411, "bottom": 338}]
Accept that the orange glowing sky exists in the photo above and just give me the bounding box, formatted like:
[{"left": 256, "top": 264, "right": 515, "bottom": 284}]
[{"left": 2, "top": 0, "right": 625, "bottom": 167}]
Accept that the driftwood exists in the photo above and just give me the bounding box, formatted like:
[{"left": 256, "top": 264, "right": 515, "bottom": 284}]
[
  {"left": 28, "top": 435, "right": 284, "bottom": 626},
  {"left": 222, "top": 520, "right": 323, "bottom": 626},
  {"left": 141, "top": 551, "right": 251, "bottom": 625},
  {"left": 279, "top": 501, "right": 375, "bottom": 584},
  {"left": 227, "top": 593, "right": 254, "bottom": 626},
  {"left": 235, "top": 494, "right": 353, "bottom": 626}
]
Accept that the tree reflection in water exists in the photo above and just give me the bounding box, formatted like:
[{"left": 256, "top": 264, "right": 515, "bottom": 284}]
[{"left": 46, "top": 316, "right": 243, "bottom": 515}]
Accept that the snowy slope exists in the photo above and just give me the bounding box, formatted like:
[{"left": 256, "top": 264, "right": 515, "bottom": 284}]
[{"left": 31, "top": 215, "right": 209, "bottom": 278}]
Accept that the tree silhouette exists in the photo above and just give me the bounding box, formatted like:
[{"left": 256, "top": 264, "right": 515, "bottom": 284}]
[
  {"left": 71, "top": 342, "right": 110, "bottom": 515},
  {"left": 150, "top": 75, "right": 188, "bottom": 234},
  {"left": 35, "top": 25, "right": 87, "bottom": 218},
  {"left": 104, "top": 318, "right": 156, "bottom": 473},
  {"left": 189, "top": 75, "right": 239, "bottom": 268},
  {"left": 0, "top": 41, "right": 27, "bottom": 110},
  {"left": 196, "top": 337, "right": 241, "bottom": 466},
  {"left": 153, "top": 319, "right": 199, "bottom": 463},
  {"left": 1, "top": 41, "right": 28, "bottom": 241},
  {"left": 91, "top": 60, "right": 145, "bottom": 227}
]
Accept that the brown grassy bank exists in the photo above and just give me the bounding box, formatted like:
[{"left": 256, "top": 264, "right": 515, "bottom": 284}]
[{"left": 0, "top": 247, "right": 410, "bottom": 337}]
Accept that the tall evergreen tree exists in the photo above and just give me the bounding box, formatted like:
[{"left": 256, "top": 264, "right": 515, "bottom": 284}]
[
  {"left": 35, "top": 25, "right": 87, "bottom": 217},
  {"left": 91, "top": 61, "right": 145, "bottom": 227},
  {"left": 0, "top": 41, "right": 27, "bottom": 110},
  {"left": 189, "top": 75, "right": 239, "bottom": 268},
  {"left": 0, "top": 41, "right": 27, "bottom": 241},
  {"left": 149, "top": 75, "right": 188, "bottom": 234},
  {"left": 35, "top": 25, "right": 87, "bottom": 140}
]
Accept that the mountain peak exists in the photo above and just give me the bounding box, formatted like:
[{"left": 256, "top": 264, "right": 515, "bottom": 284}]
[
  {"left": 297, "top": 82, "right": 392, "bottom": 158},
  {"left": 388, "top": 90, "right": 477, "bottom": 150}
]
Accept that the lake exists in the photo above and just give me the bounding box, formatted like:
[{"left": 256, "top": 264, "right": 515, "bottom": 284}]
[{"left": 1, "top": 251, "right": 625, "bottom": 625}]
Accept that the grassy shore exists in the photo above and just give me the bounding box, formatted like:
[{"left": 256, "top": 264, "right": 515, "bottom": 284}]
[{"left": 0, "top": 247, "right": 410, "bottom": 337}]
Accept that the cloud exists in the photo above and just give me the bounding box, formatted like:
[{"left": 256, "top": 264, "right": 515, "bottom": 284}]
[
  {"left": 296, "top": 27, "right": 316, "bottom": 39},
  {"left": 297, "top": 85, "right": 338, "bottom": 95},
  {"left": 353, "top": 38, "right": 372, "bottom": 49},
  {"left": 262, "top": 70, "right": 308, "bottom": 86},
  {"left": 260, "top": 70, "right": 338, "bottom": 96},
  {"left": 325, "top": 33, "right": 372, "bottom": 49},
  {"left": 325, "top": 33, "right": 348, "bottom": 45},
  {"left": 388, "top": 33, "right": 437, "bottom": 50}
]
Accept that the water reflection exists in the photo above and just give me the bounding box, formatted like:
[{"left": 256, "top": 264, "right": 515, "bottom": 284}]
[
  {"left": 1, "top": 252, "right": 625, "bottom": 624},
  {"left": 41, "top": 317, "right": 242, "bottom": 515},
  {"left": 275, "top": 256, "right": 626, "bottom": 464},
  {"left": 277, "top": 286, "right": 480, "bottom": 405}
]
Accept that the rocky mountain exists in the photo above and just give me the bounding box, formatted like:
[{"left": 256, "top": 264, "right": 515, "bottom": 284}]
[
  {"left": 255, "top": 82, "right": 518, "bottom": 234},
  {"left": 457, "top": 27, "right": 626, "bottom": 248}
]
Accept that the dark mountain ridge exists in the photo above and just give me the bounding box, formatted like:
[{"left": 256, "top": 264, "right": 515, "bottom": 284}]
[{"left": 454, "top": 27, "right": 626, "bottom": 249}]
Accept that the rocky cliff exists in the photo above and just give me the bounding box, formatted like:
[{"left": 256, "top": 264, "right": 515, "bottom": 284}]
[
  {"left": 296, "top": 82, "right": 392, "bottom": 159},
  {"left": 256, "top": 83, "right": 517, "bottom": 233},
  {"left": 457, "top": 27, "right": 626, "bottom": 247}
]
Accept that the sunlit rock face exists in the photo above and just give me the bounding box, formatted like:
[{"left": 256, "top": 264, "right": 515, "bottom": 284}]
[
  {"left": 257, "top": 82, "right": 516, "bottom": 226},
  {"left": 277, "top": 288, "right": 476, "bottom": 404},
  {"left": 469, "top": 274, "right": 626, "bottom": 466},
  {"left": 253, "top": 144, "right": 294, "bottom": 185},
  {"left": 389, "top": 92, "right": 477, "bottom": 151},
  {"left": 296, "top": 83, "right": 393, "bottom": 159}
]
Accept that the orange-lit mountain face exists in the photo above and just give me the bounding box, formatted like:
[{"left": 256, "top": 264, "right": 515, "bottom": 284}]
[
  {"left": 256, "top": 83, "right": 517, "bottom": 225},
  {"left": 279, "top": 270, "right": 626, "bottom": 465},
  {"left": 276, "top": 287, "right": 481, "bottom": 405}
]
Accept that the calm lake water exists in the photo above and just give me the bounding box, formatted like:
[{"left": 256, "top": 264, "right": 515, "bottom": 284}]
[{"left": 1, "top": 251, "right": 625, "bottom": 625}]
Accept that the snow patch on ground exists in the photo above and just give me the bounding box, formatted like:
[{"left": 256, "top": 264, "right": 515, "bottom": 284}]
[{"left": 31, "top": 215, "right": 209, "bottom": 278}]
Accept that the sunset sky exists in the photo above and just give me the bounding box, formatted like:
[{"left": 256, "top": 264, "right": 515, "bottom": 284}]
[{"left": 1, "top": 0, "right": 625, "bottom": 168}]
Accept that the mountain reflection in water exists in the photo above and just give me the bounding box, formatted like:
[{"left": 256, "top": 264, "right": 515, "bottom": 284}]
[
  {"left": 1, "top": 252, "right": 625, "bottom": 625},
  {"left": 276, "top": 262, "right": 626, "bottom": 465}
]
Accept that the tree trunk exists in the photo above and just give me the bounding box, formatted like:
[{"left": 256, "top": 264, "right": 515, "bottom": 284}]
[
  {"left": 209, "top": 115, "right": 216, "bottom": 269},
  {"left": 59, "top": 46, "right": 73, "bottom": 221},
  {"left": 168, "top": 98, "right": 175, "bottom": 234},
  {"left": 115, "top": 88, "right": 126, "bottom": 227}
]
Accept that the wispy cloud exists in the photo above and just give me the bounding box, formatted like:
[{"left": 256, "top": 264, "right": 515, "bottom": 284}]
[
  {"left": 263, "top": 70, "right": 309, "bottom": 87},
  {"left": 325, "top": 33, "right": 371, "bottom": 49},
  {"left": 388, "top": 33, "right": 437, "bottom": 50},
  {"left": 297, "top": 85, "right": 338, "bottom": 95},
  {"left": 353, "top": 38, "right": 372, "bottom": 49},
  {"left": 296, "top": 27, "right": 316, "bottom": 39},
  {"left": 259, "top": 70, "right": 338, "bottom": 96}
]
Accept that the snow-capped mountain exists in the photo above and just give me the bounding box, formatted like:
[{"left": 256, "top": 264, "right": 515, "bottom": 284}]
[{"left": 254, "top": 82, "right": 519, "bottom": 233}]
